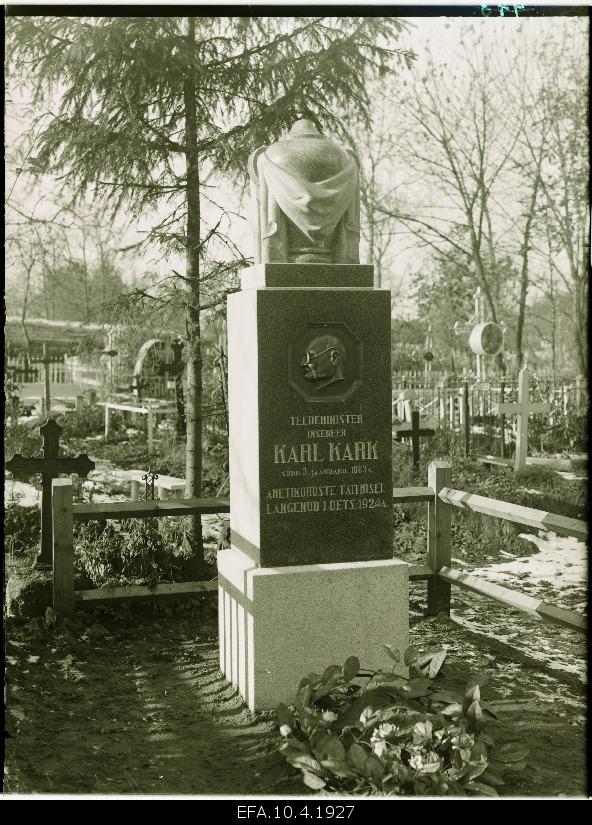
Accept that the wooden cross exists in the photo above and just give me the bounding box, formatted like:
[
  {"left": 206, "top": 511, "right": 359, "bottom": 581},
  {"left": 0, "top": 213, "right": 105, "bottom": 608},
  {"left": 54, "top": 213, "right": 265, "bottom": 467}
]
[
  {"left": 393, "top": 410, "right": 435, "bottom": 470},
  {"left": 495, "top": 367, "right": 552, "bottom": 472},
  {"left": 158, "top": 338, "right": 185, "bottom": 434},
  {"left": 5, "top": 419, "right": 95, "bottom": 567}
]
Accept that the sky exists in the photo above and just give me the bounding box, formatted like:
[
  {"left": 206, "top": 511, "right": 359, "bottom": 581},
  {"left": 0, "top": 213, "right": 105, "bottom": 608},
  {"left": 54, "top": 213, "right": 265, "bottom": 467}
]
[{"left": 4, "top": 5, "right": 589, "bottom": 319}]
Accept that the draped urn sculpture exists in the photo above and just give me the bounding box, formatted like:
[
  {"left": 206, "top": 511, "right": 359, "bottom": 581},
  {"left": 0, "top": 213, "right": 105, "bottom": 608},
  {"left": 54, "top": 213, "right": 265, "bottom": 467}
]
[{"left": 248, "top": 119, "right": 360, "bottom": 265}]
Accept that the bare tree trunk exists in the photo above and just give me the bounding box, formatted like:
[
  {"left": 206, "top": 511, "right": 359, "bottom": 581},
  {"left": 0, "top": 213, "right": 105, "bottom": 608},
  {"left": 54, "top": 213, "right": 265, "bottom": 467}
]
[
  {"left": 574, "top": 276, "right": 587, "bottom": 375},
  {"left": 183, "top": 17, "right": 205, "bottom": 577},
  {"left": 550, "top": 274, "right": 558, "bottom": 379},
  {"left": 515, "top": 176, "right": 540, "bottom": 369}
]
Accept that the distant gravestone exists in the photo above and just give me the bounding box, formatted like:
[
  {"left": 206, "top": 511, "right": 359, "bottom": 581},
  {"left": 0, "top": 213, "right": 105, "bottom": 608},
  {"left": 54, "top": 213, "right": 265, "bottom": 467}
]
[
  {"left": 495, "top": 367, "right": 552, "bottom": 472},
  {"left": 395, "top": 388, "right": 415, "bottom": 422},
  {"left": 218, "top": 120, "right": 408, "bottom": 711},
  {"left": 393, "top": 410, "right": 436, "bottom": 470}
]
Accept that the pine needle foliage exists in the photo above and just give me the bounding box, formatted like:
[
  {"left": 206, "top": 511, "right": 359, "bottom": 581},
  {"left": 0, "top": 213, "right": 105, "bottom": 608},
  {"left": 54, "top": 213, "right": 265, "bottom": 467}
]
[
  {"left": 7, "top": 15, "right": 414, "bottom": 213},
  {"left": 6, "top": 13, "right": 415, "bottom": 572}
]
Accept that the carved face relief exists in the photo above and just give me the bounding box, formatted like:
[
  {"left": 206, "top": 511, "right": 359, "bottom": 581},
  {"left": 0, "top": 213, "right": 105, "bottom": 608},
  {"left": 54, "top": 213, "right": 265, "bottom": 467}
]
[
  {"left": 288, "top": 322, "right": 362, "bottom": 403},
  {"left": 299, "top": 334, "right": 345, "bottom": 390}
]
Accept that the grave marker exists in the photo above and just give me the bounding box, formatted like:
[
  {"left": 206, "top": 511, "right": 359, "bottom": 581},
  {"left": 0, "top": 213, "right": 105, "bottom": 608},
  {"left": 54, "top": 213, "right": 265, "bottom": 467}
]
[
  {"left": 158, "top": 337, "right": 185, "bottom": 434},
  {"left": 218, "top": 119, "right": 407, "bottom": 710},
  {"left": 495, "top": 367, "right": 552, "bottom": 472},
  {"left": 393, "top": 410, "right": 435, "bottom": 470},
  {"left": 5, "top": 419, "right": 95, "bottom": 567}
]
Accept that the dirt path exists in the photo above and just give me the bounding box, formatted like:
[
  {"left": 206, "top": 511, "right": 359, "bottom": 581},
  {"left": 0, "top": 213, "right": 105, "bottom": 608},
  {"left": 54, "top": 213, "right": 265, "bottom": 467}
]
[{"left": 5, "top": 604, "right": 297, "bottom": 795}]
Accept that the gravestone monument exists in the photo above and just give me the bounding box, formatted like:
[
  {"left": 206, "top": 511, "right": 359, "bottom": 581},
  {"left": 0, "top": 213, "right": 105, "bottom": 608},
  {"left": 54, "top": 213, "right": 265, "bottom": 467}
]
[{"left": 218, "top": 120, "right": 408, "bottom": 710}]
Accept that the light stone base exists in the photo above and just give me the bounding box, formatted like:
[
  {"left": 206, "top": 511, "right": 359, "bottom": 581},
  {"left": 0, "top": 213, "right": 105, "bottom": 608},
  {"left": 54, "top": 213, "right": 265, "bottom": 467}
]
[{"left": 217, "top": 547, "right": 409, "bottom": 711}]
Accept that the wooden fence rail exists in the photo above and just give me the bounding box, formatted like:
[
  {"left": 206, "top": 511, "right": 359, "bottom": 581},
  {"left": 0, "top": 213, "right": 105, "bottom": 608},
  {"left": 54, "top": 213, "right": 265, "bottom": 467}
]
[
  {"left": 438, "top": 487, "right": 588, "bottom": 541},
  {"left": 72, "top": 497, "right": 230, "bottom": 521},
  {"left": 51, "top": 467, "right": 586, "bottom": 636},
  {"left": 437, "top": 567, "right": 587, "bottom": 633}
]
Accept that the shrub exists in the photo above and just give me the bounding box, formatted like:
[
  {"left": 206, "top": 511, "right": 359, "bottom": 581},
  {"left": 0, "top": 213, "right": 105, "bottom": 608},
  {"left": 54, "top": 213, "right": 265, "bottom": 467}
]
[
  {"left": 57, "top": 405, "right": 106, "bottom": 438},
  {"left": 120, "top": 518, "right": 176, "bottom": 584},
  {"left": 4, "top": 420, "right": 42, "bottom": 462},
  {"left": 277, "top": 647, "right": 527, "bottom": 796},
  {"left": 6, "top": 565, "right": 52, "bottom": 618},
  {"left": 74, "top": 518, "right": 184, "bottom": 587},
  {"left": 5, "top": 504, "right": 41, "bottom": 556},
  {"left": 75, "top": 521, "right": 123, "bottom": 586}
]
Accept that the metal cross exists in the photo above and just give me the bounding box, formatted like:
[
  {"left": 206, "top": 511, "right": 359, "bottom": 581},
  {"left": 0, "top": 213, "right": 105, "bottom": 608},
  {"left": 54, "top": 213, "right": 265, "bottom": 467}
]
[
  {"left": 142, "top": 468, "right": 159, "bottom": 500},
  {"left": 5, "top": 419, "right": 95, "bottom": 567}
]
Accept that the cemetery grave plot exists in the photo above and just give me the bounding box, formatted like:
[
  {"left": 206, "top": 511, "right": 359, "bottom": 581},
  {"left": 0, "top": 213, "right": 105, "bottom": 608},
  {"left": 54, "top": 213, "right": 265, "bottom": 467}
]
[
  {"left": 5, "top": 411, "right": 230, "bottom": 604},
  {"left": 4, "top": 424, "right": 587, "bottom": 796},
  {"left": 3, "top": 600, "right": 586, "bottom": 796},
  {"left": 391, "top": 448, "right": 586, "bottom": 691}
]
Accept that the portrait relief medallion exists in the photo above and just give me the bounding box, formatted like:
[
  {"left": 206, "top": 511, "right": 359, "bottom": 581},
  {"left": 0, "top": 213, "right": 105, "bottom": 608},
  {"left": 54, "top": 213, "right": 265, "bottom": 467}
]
[{"left": 288, "top": 322, "right": 363, "bottom": 403}]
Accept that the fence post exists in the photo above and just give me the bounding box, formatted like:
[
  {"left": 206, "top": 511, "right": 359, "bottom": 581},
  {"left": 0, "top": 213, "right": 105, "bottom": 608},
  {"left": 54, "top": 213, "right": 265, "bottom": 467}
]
[
  {"left": 104, "top": 403, "right": 111, "bottom": 441},
  {"left": 427, "top": 461, "right": 452, "bottom": 616},
  {"left": 439, "top": 382, "right": 448, "bottom": 436},
  {"left": 52, "top": 478, "right": 74, "bottom": 617},
  {"left": 130, "top": 480, "right": 140, "bottom": 501},
  {"left": 43, "top": 343, "right": 51, "bottom": 414},
  {"left": 147, "top": 408, "right": 154, "bottom": 451},
  {"left": 499, "top": 380, "right": 506, "bottom": 458},
  {"left": 575, "top": 374, "right": 583, "bottom": 414},
  {"left": 411, "top": 409, "right": 420, "bottom": 470},
  {"left": 462, "top": 382, "right": 470, "bottom": 457}
]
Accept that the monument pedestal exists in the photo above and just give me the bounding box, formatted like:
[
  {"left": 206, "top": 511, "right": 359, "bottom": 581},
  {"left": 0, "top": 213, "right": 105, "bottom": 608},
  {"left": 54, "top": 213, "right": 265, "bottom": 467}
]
[
  {"left": 218, "top": 547, "right": 409, "bottom": 711},
  {"left": 220, "top": 261, "right": 408, "bottom": 711}
]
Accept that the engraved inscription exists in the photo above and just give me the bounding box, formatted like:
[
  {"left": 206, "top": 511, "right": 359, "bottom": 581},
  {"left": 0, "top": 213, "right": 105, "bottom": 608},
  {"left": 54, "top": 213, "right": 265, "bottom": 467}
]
[{"left": 264, "top": 412, "right": 388, "bottom": 515}]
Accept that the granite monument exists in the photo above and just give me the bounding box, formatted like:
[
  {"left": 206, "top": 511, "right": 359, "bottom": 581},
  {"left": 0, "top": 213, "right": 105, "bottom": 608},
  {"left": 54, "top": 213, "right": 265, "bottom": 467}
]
[{"left": 218, "top": 120, "right": 408, "bottom": 711}]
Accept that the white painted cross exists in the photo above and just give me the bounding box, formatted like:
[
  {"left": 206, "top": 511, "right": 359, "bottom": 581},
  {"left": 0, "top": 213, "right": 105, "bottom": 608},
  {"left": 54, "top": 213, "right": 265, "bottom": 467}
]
[
  {"left": 394, "top": 388, "right": 415, "bottom": 422},
  {"left": 474, "top": 287, "right": 486, "bottom": 381},
  {"left": 495, "top": 367, "right": 552, "bottom": 472}
]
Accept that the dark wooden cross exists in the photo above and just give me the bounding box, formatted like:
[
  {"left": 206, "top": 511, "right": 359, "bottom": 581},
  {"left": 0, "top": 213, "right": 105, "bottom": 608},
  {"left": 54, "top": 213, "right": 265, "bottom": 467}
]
[
  {"left": 158, "top": 338, "right": 185, "bottom": 434},
  {"left": 393, "top": 410, "right": 435, "bottom": 470},
  {"left": 5, "top": 419, "right": 95, "bottom": 567}
]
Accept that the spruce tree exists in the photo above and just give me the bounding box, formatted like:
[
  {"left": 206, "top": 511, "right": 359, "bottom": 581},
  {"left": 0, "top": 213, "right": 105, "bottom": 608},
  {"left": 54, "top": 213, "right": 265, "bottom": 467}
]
[{"left": 7, "top": 14, "right": 414, "bottom": 573}]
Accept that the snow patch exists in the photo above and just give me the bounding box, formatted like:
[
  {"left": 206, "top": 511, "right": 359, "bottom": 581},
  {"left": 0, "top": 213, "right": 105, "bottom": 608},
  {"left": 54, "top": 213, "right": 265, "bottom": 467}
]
[
  {"left": 555, "top": 471, "right": 587, "bottom": 481},
  {"left": 5, "top": 480, "right": 40, "bottom": 508},
  {"left": 469, "top": 532, "right": 587, "bottom": 595}
]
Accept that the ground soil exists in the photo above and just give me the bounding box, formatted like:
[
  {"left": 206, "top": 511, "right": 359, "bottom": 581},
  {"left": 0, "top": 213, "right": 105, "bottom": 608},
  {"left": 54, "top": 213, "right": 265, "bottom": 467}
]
[
  {"left": 4, "top": 425, "right": 588, "bottom": 797},
  {"left": 4, "top": 597, "right": 587, "bottom": 798}
]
